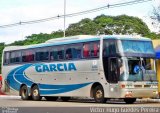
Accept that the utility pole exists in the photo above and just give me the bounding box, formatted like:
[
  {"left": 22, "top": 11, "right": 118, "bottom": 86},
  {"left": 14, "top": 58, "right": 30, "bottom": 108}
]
[{"left": 64, "top": 0, "right": 66, "bottom": 37}]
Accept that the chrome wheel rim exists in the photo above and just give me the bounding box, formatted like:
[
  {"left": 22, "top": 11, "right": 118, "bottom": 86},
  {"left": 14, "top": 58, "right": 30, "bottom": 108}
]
[
  {"left": 33, "top": 89, "right": 39, "bottom": 97},
  {"left": 96, "top": 90, "right": 103, "bottom": 99},
  {"left": 22, "top": 89, "right": 27, "bottom": 97}
]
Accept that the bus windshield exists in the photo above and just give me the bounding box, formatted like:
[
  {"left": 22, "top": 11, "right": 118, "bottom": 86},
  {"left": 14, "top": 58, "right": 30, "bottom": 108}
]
[
  {"left": 120, "top": 57, "right": 157, "bottom": 81},
  {"left": 121, "top": 40, "right": 155, "bottom": 54}
]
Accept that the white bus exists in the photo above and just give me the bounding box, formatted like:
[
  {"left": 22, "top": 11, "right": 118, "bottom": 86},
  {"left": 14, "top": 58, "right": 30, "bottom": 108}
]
[{"left": 1, "top": 35, "right": 158, "bottom": 104}]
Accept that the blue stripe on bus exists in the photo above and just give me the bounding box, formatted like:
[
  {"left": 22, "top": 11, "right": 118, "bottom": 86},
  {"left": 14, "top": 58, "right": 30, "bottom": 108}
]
[
  {"left": 7, "top": 67, "right": 22, "bottom": 90},
  {"left": 7, "top": 64, "right": 34, "bottom": 90},
  {"left": 39, "top": 82, "right": 91, "bottom": 95},
  {"left": 28, "top": 37, "right": 100, "bottom": 49},
  {"left": 6, "top": 64, "right": 92, "bottom": 95}
]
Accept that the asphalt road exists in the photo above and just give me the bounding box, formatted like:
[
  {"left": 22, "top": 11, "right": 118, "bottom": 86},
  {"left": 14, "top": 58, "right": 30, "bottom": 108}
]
[{"left": 0, "top": 96, "right": 160, "bottom": 113}]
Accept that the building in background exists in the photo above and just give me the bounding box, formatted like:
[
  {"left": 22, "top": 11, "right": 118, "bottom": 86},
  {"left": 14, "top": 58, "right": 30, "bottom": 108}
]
[{"left": 152, "top": 40, "right": 160, "bottom": 96}]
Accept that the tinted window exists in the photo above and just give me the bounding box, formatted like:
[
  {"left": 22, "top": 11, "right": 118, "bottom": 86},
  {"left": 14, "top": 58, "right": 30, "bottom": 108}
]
[
  {"left": 83, "top": 43, "right": 90, "bottom": 58},
  {"left": 36, "top": 48, "right": 49, "bottom": 61},
  {"left": 50, "top": 46, "right": 64, "bottom": 61},
  {"left": 103, "top": 40, "right": 117, "bottom": 57},
  {"left": 90, "top": 42, "right": 99, "bottom": 58},
  {"left": 10, "top": 51, "right": 21, "bottom": 63},
  {"left": 22, "top": 50, "right": 35, "bottom": 62},
  {"left": 65, "top": 46, "right": 72, "bottom": 60},
  {"left": 4, "top": 52, "right": 10, "bottom": 65},
  {"left": 72, "top": 44, "right": 82, "bottom": 59},
  {"left": 65, "top": 44, "right": 82, "bottom": 60},
  {"left": 83, "top": 41, "right": 100, "bottom": 58}
]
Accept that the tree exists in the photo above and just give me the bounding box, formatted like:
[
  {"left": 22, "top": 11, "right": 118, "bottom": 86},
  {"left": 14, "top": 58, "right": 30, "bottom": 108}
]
[
  {"left": 9, "top": 30, "right": 63, "bottom": 46},
  {"left": 152, "top": 6, "right": 160, "bottom": 22},
  {"left": 0, "top": 43, "right": 5, "bottom": 73},
  {"left": 67, "top": 14, "right": 151, "bottom": 36},
  {"left": 151, "top": 6, "right": 160, "bottom": 33},
  {"left": 66, "top": 18, "right": 101, "bottom": 36}
]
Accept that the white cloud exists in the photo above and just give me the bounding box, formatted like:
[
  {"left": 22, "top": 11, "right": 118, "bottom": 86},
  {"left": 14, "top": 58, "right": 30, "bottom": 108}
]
[{"left": 0, "top": 0, "right": 158, "bottom": 44}]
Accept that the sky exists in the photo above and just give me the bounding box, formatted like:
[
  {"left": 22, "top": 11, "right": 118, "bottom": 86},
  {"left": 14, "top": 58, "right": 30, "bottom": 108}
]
[{"left": 0, "top": 0, "right": 160, "bottom": 44}]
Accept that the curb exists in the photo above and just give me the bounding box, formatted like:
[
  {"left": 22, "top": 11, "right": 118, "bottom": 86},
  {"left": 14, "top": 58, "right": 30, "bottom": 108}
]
[{"left": 0, "top": 95, "right": 20, "bottom": 99}]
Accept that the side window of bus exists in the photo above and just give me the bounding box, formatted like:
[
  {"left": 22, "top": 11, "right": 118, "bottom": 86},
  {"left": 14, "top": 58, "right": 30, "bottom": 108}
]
[
  {"left": 109, "top": 41, "right": 117, "bottom": 54},
  {"left": 65, "top": 44, "right": 82, "bottom": 60},
  {"left": 83, "top": 41, "right": 99, "bottom": 58},
  {"left": 83, "top": 43, "right": 90, "bottom": 58},
  {"left": 57, "top": 46, "right": 64, "bottom": 60},
  {"left": 4, "top": 52, "right": 10, "bottom": 65},
  {"left": 22, "top": 50, "right": 35, "bottom": 62},
  {"left": 65, "top": 46, "right": 72, "bottom": 60},
  {"left": 72, "top": 44, "right": 82, "bottom": 59},
  {"left": 103, "top": 40, "right": 117, "bottom": 57},
  {"left": 103, "top": 41, "right": 109, "bottom": 57},
  {"left": 90, "top": 42, "right": 99, "bottom": 58},
  {"left": 36, "top": 48, "right": 49, "bottom": 61},
  {"left": 10, "top": 51, "right": 21, "bottom": 63},
  {"left": 50, "top": 48, "right": 58, "bottom": 61},
  {"left": 50, "top": 46, "right": 64, "bottom": 61}
]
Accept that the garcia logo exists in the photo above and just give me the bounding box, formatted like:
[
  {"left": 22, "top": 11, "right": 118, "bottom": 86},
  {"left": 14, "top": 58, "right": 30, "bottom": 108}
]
[{"left": 35, "top": 63, "right": 77, "bottom": 72}]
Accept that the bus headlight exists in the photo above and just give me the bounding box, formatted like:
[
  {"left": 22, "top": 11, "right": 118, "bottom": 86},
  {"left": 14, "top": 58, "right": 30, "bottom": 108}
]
[
  {"left": 151, "top": 85, "right": 158, "bottom": 88},
  {"left": 153, "top": 91, "right": 158, "bottom": 95}
]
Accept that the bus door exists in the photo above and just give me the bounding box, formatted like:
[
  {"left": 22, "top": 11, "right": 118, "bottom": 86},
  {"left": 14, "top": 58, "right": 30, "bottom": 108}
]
[{"left": 108, "top": 57, "right": 120, "bottom": 97}]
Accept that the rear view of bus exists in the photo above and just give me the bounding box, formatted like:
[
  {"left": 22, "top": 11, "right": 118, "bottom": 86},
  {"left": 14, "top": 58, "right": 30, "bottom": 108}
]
[{"left": 102, "top": 36, "right": 158, "bottom": 103}]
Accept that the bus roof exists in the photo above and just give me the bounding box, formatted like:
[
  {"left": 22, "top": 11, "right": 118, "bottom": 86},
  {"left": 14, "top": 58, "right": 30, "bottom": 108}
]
[
  {"left": 45, "top": 35, "right": 95, "bottom": 43},
  {"left": 103, "top": 35, "right": 151, "bottom": 41},
  {"left": 3, "top": 35, "right": 152, "bottom": 51}
]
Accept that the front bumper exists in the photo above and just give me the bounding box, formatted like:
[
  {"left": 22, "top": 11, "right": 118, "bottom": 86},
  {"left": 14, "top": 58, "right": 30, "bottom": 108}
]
[{"left": 119, "top": 88, "right": 158, "bottom": 98}]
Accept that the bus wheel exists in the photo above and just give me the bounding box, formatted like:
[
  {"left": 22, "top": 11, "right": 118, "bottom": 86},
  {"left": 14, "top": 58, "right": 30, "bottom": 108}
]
[
  {"left": 124, "top": 98, "right": 136, "bottom": 104},
  {"left": 20, "top": 85, "right": 29, "bottom": 100},
  {"left": 45, "top": 97, "right": 58, "bottom": 101},
  {"left": 93, "top": 85, "right": 106, "bottom": 103},
  {"left": 31, "top": 85, "right": 42, "bottom": 101},
  {"left": 61, "top": 97, "right": 71, "bottom": 102}
]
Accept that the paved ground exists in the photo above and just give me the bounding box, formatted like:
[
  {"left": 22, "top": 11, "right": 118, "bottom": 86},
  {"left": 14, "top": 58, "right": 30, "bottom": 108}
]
[
  {"left": 0, "top": 95, "right": 160, "bottom": 107},
  {"left": 0, "top": 96, "right": 160, "bottom": 113}
]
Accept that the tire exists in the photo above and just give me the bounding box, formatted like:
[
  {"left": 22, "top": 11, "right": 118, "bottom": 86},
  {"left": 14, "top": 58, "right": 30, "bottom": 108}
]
[
  {"left": 45, "top": 97, "right": 58, "bottom": 101},
  {"left": 20, "top": 85, "right": 29, "bottom": 100},
  {"left": 61, "top": 97, "right": 71, "bottom": 102},
  {"left": 31, "top": 85, "right": 42, "bottom": 101},
  {"left": 93, "top": 85, "right": 106, "bottom": 103},
  {"left": 124, "top": 98, "right": 136, "bottom": 104}
]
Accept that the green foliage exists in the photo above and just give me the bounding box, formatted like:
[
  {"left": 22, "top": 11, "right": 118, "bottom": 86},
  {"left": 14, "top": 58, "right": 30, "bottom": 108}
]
[
  {"left": 9, "top": 30, "right": 63, "bottom": 46},
  {"left": 146, "top": 32, "right": 160, "bottom": 39},
  {"left": 0, "top": 43, "right": 5, "bottom": 73},
  {"left": 94, "top": 15, "right": 151, "bottom": 36},
  {"left": 66, "top": 14, "right": 152, "bottom": 36},
  {"left": 66, "top": 18, "right": 101, "bottom": 35}
]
